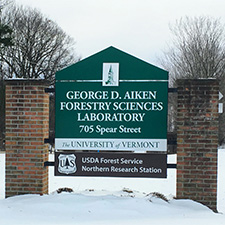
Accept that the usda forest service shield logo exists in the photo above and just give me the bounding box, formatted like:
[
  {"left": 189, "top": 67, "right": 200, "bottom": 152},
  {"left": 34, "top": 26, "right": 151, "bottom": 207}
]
[{"left": 58, "top": 154, "right": 77, "bottom": 174}]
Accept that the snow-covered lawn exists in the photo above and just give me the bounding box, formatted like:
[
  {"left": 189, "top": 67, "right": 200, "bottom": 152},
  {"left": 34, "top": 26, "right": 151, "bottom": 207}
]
[
  {"left": 1, "top": 190, "right": 225, "bottom": 225},
  {"left": 0, "top": 150, "right": 225, "bottom": 225}
]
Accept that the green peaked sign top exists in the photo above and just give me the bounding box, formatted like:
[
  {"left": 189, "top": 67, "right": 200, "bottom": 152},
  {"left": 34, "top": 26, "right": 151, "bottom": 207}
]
[{"left": 56, "top": 46, "right": 168, "bottom": 81}]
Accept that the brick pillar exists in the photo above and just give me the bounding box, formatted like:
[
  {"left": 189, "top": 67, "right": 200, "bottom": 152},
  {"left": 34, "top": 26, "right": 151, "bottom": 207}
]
[
  {"left": 5, "top": 80, "right": 49, "bottom": 197},
  {"left": 176, "top": 79, "right": 219, "bottom": 212}
]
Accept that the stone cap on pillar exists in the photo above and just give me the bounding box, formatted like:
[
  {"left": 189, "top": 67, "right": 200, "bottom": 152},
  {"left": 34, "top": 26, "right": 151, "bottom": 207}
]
[{"left": 4, "top": 79, "right": 51, "bottom": 86}]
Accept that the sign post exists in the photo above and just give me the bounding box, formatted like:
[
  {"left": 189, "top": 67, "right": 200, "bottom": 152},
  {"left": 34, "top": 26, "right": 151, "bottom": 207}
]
[{"left": 54, "top": 46, "right": 168, "bottom": 178}]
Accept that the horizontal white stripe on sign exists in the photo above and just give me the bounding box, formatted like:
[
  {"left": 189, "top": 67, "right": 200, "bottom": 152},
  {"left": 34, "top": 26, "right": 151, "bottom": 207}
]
[
  {"left": 55, "top": 138, "right": 167, "bottom": 152},
  {"left": 56, "top": 80, "right": 168, "bottom": 83}
]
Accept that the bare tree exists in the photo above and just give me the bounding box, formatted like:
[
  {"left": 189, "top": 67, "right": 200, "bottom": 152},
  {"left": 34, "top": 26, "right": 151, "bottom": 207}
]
[
  {"left": 160, "top": 16, "right": 225, "bottom": 144},
  {"left": 162, "top": 16, "right": 225, "bottom": 85},
  {"left": 0, "top": 0, "right": 12, "bottom": 12},
  {"left": 0, "top": 3, "right": 78, "bottom": 83},
  {"left": 0, "top": 2, "right": 78, "bottom": 149},
  {"left": 0, "top": 0, "right": 13, "bottom": 78}
]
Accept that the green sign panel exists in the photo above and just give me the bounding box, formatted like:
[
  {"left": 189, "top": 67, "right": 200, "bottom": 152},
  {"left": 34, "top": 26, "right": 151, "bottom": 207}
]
[{"left": 55, "top": 47, "right": 168, "bottom": 152}]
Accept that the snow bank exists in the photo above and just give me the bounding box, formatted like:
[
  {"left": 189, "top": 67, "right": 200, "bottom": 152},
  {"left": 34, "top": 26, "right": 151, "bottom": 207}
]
[{"left": 0, "top": 190, "right": 224, "bottom": 225}]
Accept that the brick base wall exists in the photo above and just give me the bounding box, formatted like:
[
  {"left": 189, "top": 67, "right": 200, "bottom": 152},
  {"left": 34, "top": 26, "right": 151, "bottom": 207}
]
[
  {"left": 5, "top": 80, "right": 49, "bottom": 197},
  {"left": 176, "top": 79, "right": 219, "bottom": 212}
]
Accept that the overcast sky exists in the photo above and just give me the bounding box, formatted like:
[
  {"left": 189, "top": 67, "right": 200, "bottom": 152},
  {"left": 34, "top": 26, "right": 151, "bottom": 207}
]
[{"left": 15, "top": 0, "right": 225, "bottom": 66}]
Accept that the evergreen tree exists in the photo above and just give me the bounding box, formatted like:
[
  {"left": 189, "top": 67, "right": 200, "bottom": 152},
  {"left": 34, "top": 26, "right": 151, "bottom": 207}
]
[
  {"left": 0, "top": 23, "right": 13, "bottom": 47},
  {"left": 0, "top": 1, "right": 13, "bottom": 151}
]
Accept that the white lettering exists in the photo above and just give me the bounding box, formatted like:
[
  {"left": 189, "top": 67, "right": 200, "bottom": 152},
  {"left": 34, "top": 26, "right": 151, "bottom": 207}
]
[
  {"left": 66, "top": 91, "right": 109, "bottom": 100},
  {"left": 77, "top": 113, "right": 145, "bottom": 122},
  {"left": 139, "top": 167, "right": 162, "bottom": 174},
  {"left": 123, "top": 91, "right": 157, "bottom": 99},
  {"left": 111, "top": 91, "right": 120, "bottom": 99}
]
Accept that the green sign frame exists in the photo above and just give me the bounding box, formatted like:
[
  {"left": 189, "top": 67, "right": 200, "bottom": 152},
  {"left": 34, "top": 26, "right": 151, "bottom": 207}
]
[{"left": 55, "top": 47, "right": 168, "bottom": 152}]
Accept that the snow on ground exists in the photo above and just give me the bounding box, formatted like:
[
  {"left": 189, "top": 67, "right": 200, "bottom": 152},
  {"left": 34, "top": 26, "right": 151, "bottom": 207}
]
[
  {"left": 217, "top": 148, "right": 225, "bottom": 213},
  {"left": 0, "top": 152, "right": 5, "bottom": 199},
  {"left": 0, "top": 151, "right": 225, "bottom": 225},
  {"left": 0, "top": 189, "right": 225, "bottom": 225}
]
